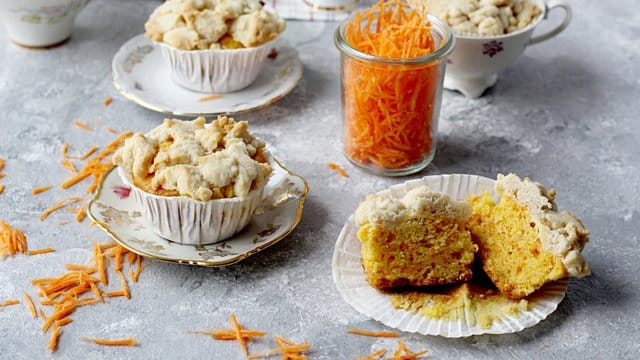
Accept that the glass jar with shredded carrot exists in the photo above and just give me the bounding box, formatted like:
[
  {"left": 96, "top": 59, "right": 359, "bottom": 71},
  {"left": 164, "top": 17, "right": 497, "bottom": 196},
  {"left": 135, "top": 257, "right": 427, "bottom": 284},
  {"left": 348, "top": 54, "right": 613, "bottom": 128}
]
[{"left": 334, "top": 0, "right": 454, "bottom": 175}]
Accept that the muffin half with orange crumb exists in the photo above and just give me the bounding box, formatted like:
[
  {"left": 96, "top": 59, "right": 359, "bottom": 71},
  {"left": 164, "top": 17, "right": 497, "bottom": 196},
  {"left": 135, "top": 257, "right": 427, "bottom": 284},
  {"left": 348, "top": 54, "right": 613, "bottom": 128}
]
[
  {"left": 467, "top": 173, "right": 590, "bottom": 300},
  {"left": 355, "top": 186, "right": 477, "bottom": 290}
]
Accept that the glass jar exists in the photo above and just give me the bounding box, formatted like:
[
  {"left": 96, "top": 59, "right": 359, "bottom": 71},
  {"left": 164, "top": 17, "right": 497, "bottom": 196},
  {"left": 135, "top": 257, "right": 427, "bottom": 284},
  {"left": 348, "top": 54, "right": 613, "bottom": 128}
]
[{"left": 334, "top": 12, "right": 454, "bottom": 176}]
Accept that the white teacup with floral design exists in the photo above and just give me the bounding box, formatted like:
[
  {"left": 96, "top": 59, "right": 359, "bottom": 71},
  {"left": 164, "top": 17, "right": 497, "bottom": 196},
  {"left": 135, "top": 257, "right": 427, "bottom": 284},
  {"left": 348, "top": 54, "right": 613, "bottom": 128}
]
[
  {"left": 0, "top": 0, "right": 89, "bottom": 47},
  {"left": 444, "top": 0, "right": 572, "bottom": 98}
]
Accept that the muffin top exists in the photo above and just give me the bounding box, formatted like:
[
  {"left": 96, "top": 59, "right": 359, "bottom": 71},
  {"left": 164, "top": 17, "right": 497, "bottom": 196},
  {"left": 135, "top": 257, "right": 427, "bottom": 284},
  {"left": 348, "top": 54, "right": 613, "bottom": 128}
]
[
  {"left": 409, "top": 0, "right": 541, "bottom": 36},
  {"left": 112, "top": 116, "right": 272, "bottom": 201},
  {"left": 355, "top": 186, "right": 471, "bottom": 229},
  {"left": 145, "top": 0, "right": 286, "bottom": 50}
]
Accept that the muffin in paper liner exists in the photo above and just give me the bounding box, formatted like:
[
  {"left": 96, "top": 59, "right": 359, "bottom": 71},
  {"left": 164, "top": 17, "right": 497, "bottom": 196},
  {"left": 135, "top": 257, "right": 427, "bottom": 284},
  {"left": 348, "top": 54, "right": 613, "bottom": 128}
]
[
  {"left": 332, "top": 174, "right": 569, "bottom": 337},
  {"left": 157, "top": 37, "right": 278, "bottom": 93},
  {"left": 116, "top": 166, "right": 265, "bottom": 246}
]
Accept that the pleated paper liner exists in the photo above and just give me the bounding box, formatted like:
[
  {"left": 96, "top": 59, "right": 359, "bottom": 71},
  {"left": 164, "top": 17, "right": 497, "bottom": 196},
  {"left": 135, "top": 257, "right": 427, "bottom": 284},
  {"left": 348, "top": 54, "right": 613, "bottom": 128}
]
[{"left": 332, "top": 174, "right": 568, "bottom": 337}]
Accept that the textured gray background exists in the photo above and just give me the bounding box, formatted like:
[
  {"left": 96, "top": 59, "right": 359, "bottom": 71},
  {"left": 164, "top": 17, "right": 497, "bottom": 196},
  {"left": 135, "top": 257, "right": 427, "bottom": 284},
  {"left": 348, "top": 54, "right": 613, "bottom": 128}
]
[{"left": 0, "top": 0, "right": 639, "bottom": 359}]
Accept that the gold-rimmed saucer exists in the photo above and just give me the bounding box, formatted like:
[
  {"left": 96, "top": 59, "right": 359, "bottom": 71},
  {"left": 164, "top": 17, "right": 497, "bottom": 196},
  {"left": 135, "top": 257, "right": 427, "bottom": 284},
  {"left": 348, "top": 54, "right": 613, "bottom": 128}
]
[{"left": 87, "top": 159, "right": 308, "bottom": 267}]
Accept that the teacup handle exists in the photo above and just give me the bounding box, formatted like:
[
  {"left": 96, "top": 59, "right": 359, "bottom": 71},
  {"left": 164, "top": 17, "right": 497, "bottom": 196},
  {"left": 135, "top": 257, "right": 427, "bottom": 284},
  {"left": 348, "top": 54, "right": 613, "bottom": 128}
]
[{"left": 529, "top": 0, "right": 572, "bottom": 45}]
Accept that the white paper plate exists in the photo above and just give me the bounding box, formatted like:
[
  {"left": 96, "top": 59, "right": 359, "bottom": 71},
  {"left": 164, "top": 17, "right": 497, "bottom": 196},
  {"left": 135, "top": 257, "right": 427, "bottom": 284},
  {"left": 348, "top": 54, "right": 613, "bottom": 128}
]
[{"left": 332, "top": 174, "right": 568, "bottom": 337}]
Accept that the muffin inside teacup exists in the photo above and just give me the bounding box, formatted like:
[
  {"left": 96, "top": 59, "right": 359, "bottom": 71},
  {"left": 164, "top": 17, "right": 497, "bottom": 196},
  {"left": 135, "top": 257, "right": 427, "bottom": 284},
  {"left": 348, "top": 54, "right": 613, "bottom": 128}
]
[
  {"left": 410, "top": 0, "right": 541, "bottom": 36},
  {"left": 144, "top": 0, "right": 287, "bottom": 93},
  {"left": 112, "top": 116, "right": 272, "bottom": 245}
]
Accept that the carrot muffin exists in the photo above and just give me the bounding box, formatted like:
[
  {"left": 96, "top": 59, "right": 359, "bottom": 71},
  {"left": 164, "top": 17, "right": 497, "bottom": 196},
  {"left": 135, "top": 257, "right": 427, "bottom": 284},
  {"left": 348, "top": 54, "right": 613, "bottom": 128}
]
[
  {"left": 468, "top": 174, "right": 590, "bottom": 299},
  {"left": 355, "top": 186, "right": 477, "bottom": 289},
  {"left": 145, "top": 0, "right": 286, "bottom": 50},
  {"left": 112, "top": 116, "right": 271, "bottom": 201}
]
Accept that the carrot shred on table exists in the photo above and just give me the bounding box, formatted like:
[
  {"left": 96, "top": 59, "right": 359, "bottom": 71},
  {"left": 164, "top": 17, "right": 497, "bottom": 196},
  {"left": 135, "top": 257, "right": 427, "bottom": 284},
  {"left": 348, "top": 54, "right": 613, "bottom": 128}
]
[
  {"left": 127, "top": 251, "right": 136, "bottom": 265},
  {"left": 48, "top": 324, "right": 62, "bottom": 352},
  {"left": 32, "top": 185, "right": 53, "bottom": 195},
  {"left": 131, "top": 255, "right": 143, "bottom": 282},
  {"left": 61, "top": 160, "right": 77, "bottom": 173},
  {"left": 75, "top": 195, "right": 89, "bottom": 223},
  {"left": 64, "top": 264, "right": 96, "bottom": 273},
  {"left": 250, "top": 336, "right": 311, "bottom": 359},
  {"left": 358, "top": 348, "right": 387, "bottom": 360},
  {"left": 93, "top": 243, "right": 108, "bottom": 285},
  {"left": 39, "top": 197, "right": 82, "bottom": 221},
  {"left": 82, "top": 337, "right": 137, "bottom": 346},
  {"left": 198, "top": 94, "right": 224, "bottom": 102},
  {"left": 99, "top": 242, "right": 117, "bottom": 251},
  {"left": 106, "top": 127, "right": 118, "bottom": 134},
  {"left": 328, "top": 163, "right": 349, "bottom": 177},
  {"left": 42, "top": 306, "right": 74, "bottom": 332},
  {"left": 347, "top": 329, "right": 398, "bottom": 338},
  {"left": 38, "top": 307, "right": 46, "bottom": 320},
  {"left": 106, "top": 290, "right": 125, "bottom": 298},
  {"left": 117, "top": 271, "right": 130, "bottom": 299},
  {"left": 0, "top": 184, "right": 4, "bottom": 194},
  {"left": 24, "top": 292, "right": 37, "bottom": 317},
  {"left": 0, "top": 221, "right": 28, "bottom": 259},
  {"left": 387, "top": 340, "right": 428, "bottom": 360},
  {"left": 72, "top": 120, "right": 94, "bottom": 132},
  {"left": 230, "top": 314, "right": 249, "bottom": 359},
  {"left": 0, "top": 299, "right": 20, "bottom": 307},
  {"left": 188, "top": 329, "right": 268, "bottom": 340},
  {"left": 27, "top": 248, "right": 55, "bottom": 256},
  {"left": 56, "top": 318, "right": 73, "bottom": 327},
  {"left": 342, "top": 0, "right": 439, "bottom": 170},
  {"left": 103, "top": 96, "right": 113, "bottom": 106}
]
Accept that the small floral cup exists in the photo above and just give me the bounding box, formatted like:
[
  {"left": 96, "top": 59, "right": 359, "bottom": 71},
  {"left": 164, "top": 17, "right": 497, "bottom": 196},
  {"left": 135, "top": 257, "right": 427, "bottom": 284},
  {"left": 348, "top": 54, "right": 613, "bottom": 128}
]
[{"left": 0, "top": 0, "right": 89, "bottom": 48}]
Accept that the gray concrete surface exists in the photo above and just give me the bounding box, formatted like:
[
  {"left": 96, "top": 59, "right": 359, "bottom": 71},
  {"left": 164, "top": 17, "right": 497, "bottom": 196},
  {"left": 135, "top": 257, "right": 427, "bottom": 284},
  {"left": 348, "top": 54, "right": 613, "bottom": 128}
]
[{"left": 0, "top": 1, "right": 638, "bottom": 359}]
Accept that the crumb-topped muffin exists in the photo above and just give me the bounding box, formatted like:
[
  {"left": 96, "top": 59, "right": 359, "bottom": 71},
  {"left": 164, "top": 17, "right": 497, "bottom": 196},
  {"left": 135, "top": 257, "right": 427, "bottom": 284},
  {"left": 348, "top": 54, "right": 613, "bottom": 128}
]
[
  {"left": 113, "top": 116, "right": 271, "bottom": 202},
  {"left": 112, "top": 116, "right": 272, "bottom": 245},
  {"left": 468, "top": 173, "right": 590, "bottom": 299},
  {"left": 355, "top": 186, "right": 477, "bottom": 289},
  {"left": 145, "top": 0, "right": 286, "bottom": 50}
]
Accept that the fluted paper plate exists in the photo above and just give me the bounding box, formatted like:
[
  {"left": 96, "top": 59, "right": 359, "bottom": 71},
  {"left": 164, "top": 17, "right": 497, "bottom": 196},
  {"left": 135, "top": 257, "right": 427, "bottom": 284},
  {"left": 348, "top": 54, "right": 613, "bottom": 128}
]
[{"left": 332, "top": 174, "right": 568, "bottom": 337}]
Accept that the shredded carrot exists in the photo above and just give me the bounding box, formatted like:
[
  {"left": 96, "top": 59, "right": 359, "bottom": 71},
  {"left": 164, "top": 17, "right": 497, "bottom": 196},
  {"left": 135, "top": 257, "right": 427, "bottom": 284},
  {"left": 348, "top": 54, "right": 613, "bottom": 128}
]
[
  {"left": 27, "top": 248, "right": 56, "bottom": 256},
  {"left": 131, "top": 255, "right": 143, "bottom": 282},
  {"left": 0, "top": 299, "right": 20, "bottom": 307},
  {"left": 387, "top": 340, "right": 428, "bottom": 360},
  {"left": 328, "top": 163, "right": 349, "bottom": 177},
  {"left": 103, "top": 96, "right": 113, "bottom": 106},
  {"left": 230, "top": 314, "right": 249, "bottom": 359},
  {"left": 42, "top": 306, "right": 74, "bottom": 331},
  {"left": 347, "top": 329, "right": 398, "bottom": 338},
  {"left": 56, "top": 318, "right": 73, "bottom": 327},
  {"left": 72, "top": 120, "right": 94, "bottom": 132},
  {"left": 40, "top": 197, "right": 82, "bottom": 221},
  {"left": 127, "top": 251, "right": 136, "bottom": 265},
  {"left": 82, "top": 337, "right": 137, "bottom": 346},
  {"left": 0, "top": 158, "right": 4, "bottom": 171},
  {"left": 61, "top": 160, "right": 77, "bottom": 173},
  {"left": 48, "top": 325, "right": 62, "bottom": 352},
  {"left": 64, "top": 264, "right": 96, "bottom": 273},
  {"left": 198, "top": 94, "right": 224, "bottom": 102},
  {"left": 250, "top": 336, "right": 311, "bottom": 359},
  {"left": 100, "top": 242, "right": 117, "bottom": 251},
  {"left": 358, "top": 348, "right": 388, "bottom": 360},
  {"left": 188, "top": 329, "right": 268, "bottom": 340},
  {"left": 94, "top": 243, "right": 108, "bottom": 285},
  {"left": 0, "top": 184, "right": 4, "bottom": 194},
  {"left": 59, "top": 221, "right": 68, "bottom": 226},
  {"left": 342, "top": 0, "right": 439, "bottom": 170},
  {"left": 38, "top": 307, "right": 46, "bottom": 320},
  {"left": 0, "top": 221, "right": 28, "bottom": 259},
  {"left": 32, "top": 185, "right": 53, "bottom": 195},
  {"left": 106, "top": 290, "right": 125, "bottom": 298},
  {"left": 75, "top": 195, "right": 89, "bottom": 222},
  {"left": 117, "top": 271, "right": 130, "bottom": 299},
  {"left": 106, "top": 127, "right": 118, "bottom": 134},
  {"left": 24, "top": 292, "right": 37, "bottom": 317}
]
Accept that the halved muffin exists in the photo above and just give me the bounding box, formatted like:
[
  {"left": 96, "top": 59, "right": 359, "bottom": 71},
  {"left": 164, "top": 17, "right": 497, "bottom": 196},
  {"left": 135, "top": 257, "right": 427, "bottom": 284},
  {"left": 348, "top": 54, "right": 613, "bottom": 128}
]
[
  {"left": 468, "top": 174, "right": 590, "bottom": 299},
  {"left": 355, "top": 186, "right": 477, "bottom": 290}
]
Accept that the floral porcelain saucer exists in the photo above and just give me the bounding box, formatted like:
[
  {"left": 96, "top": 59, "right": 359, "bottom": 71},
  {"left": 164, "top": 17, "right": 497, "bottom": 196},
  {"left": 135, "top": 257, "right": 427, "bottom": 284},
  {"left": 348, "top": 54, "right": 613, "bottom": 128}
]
[
  {"left": 87, "top": 159, "right": 308, "bottom": 267},
  {"left": 111, "top": 34, "right": 303, "bottom": 116}
]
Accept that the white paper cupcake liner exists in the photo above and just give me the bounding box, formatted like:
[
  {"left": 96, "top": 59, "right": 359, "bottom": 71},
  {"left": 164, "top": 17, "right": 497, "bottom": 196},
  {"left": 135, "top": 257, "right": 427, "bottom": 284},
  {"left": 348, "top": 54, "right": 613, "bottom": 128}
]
[
  {"left": 157, "top": 38, "right": 277, "bottom": 93},
  {"left": 332, "top": 174, "right": 569, "bottom": 337},
  {"left": 117, "top": 167, "right": 264, "bottom": 246}
]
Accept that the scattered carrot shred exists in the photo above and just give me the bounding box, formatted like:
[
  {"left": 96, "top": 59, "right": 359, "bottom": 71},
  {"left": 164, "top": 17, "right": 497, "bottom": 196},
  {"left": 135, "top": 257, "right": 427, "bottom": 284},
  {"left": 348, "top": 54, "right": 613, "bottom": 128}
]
[
  {"left": 24, "top": 292, "right": 37, "bottom": 318},
  {"left": 343, "top": 0, "right": 439, "bottom": 170},
  {"left": 188, "top": 329, "right": 268, "bottom": 340},
  {"left": 82, "top": 337, "right": 137, "bottom": 346},
  {"left": 64, "top": 264, "right": 96, "bottom": 273},
  {"left": 127, "top": 251, "right": 136, "bottom": 265},
  {"left": 61, "top": 159, "right": 77, "bottom": 173},
  {"left": 0, "top": 221, "right": 28, "bottom": 259},
  {"left": 59, "top": 221, "right": 68, "bottom": 226},
  {"left": 75, "top": 195, "right": 89, "bottom": 222},
  {"left": 39, "top": 197, "right": 82, "bottom": 221},
  {"left": 38, "top": 308, "right": 46, "bottom": 320},
  {"left": 27, "top": 248, "right": 56, "bottom": 256},
  {"left": 387, "top": 340, "right": 428, "bottom": 360},
  {"left": 117, "top": 271, "right": 130, "bottom": 299},
  {"left": 0, "top": 299, "right": 20, "bottom": 307},
  {"left": 230, "top": 314, "right": 249, "bottom": 359},
  {"left": 328, "top": 163, "right": 349, "bottom": 177},
  {"left": 48, "top": 324, "right": 62, "bottom": 352},
  {"left": 0, "top": 158, "right": 4, "bottom": 171},
  {"left": 32, "top": 185, "right": 53, "bottom": 195},
  {"left": 103, "top": 97, "right": 113, "bottom": 106},
  {"left": 0, "top": 184, "right": 4, "bottom": 194},
  {"left": 250, "top": 336, "right": 311, "bottom": 359},
  {"left": 56, "top": 318, "right": 73, "bottom": 327},
  {"left": 72, "top": 120, "right": 94, "bottom": 132},
  {"left": 347, "top": 329, "right": 398, "bottom": 338},
  {"left": 106, "top": 290, "right": 125, "bottom": 298},
  {"left": 358, "top": 348, "right": 388, "bottom": 360},
  {"left": 198, "top": 94, "right": 224, "bottom": 102},
  {"left": 106, "top": 127, "right": 118, "bottom": 134}
]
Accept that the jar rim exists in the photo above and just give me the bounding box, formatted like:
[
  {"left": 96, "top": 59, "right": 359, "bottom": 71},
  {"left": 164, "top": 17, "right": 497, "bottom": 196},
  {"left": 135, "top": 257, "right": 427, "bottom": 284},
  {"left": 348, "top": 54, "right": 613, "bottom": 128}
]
[{"left": 334, "top": 12, "right": 455, "bottom": 66}]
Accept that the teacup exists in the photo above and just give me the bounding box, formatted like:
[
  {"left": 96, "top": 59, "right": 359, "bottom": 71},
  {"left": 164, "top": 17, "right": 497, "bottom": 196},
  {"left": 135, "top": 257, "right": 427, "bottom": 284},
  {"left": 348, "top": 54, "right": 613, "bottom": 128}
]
[
  {"left": 444, "top": 0, "right": 572, "bottom": 98},
  {"left": 0, "top": 0, "right": 90, "bottom": 48}
]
